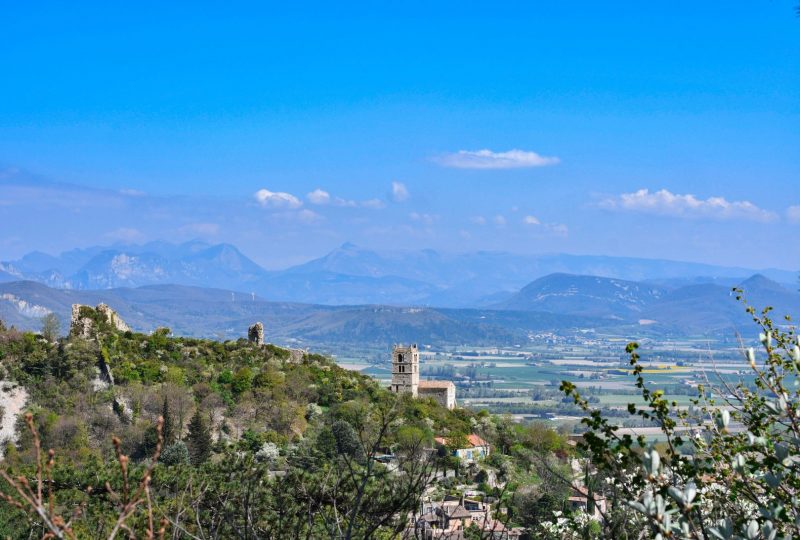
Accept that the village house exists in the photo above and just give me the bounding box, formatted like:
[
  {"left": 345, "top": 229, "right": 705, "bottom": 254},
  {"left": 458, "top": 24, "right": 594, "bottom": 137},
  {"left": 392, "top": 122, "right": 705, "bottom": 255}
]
[
  {"left": 434, "top": 434, "right": 491, "bottom": 463},
  {"left": 409, "top": 495, "right": 523, "bottom": 540}
]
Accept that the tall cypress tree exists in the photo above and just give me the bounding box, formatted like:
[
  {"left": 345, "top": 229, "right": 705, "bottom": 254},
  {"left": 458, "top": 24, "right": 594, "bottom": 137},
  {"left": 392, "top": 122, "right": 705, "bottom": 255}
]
[
  {"left": 161, "top": 396, "right": 175, "bottom": 445},
  {"left": 187, "top": 408, "right": 212, "bottom": 466}
]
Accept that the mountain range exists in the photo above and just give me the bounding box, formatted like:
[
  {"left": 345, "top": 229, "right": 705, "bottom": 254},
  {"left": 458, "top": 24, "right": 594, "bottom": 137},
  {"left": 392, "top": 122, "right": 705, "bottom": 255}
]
[
  {"left": 1, "top": 241, "right": 796, "bottom": 307},
  {"left": 1, "top": 241, "right": 798, "bottom": 352},
  {"left": 493, "top": 272, "right": 800, "bottom": 332},
  {"left": 1, "top": 272, "right": 798, "bottom": 352}
]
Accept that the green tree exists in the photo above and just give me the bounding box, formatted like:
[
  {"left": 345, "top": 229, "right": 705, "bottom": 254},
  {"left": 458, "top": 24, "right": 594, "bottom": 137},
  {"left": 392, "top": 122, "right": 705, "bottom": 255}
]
[
  {"left": 160, "top": 441, "right": 190, "bottom": 466},
  {"left": 40, "top": 313, "right": 60, "bottom": 342},
  {"left": 187, "top": 408, "right": 212, "bottom": 466},
  {"left": 161, "top": 395, "right": 175, "bottom": 445},
  {"left": 231, "top": 366, "right": 254, "bottom": 396},
  {"left": 331, "top": 419, "right": 363, "bottom": 459},
  {"left": 315, "top": 425, "right": 337, "bottom": 457}
]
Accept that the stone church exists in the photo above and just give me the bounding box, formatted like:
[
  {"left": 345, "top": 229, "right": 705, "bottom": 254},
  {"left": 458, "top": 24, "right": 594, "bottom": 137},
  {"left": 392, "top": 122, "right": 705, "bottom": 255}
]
[{"left": 390, "top": 344, "right": 456, "bottom": 410}]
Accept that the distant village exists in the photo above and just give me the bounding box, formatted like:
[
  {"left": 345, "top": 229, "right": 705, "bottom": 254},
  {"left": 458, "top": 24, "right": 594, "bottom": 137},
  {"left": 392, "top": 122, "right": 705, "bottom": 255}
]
[{"left": 387, "top": 343, "right": 603, "bottom": 539}]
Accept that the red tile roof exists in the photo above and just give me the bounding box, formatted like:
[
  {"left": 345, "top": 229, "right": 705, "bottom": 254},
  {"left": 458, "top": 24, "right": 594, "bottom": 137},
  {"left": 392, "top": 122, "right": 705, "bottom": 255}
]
[
  {"left": 434, "top": 434, "right": 489, "bottom": 449},
  {"left": 467, "top": 434, "right": 488, "bottom": 448}
]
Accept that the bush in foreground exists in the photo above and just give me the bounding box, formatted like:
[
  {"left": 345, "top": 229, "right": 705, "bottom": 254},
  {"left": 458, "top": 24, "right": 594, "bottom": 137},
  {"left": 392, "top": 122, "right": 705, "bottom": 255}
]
[{"left": 550, "top": 292, "right": 800, "bottom": 539}]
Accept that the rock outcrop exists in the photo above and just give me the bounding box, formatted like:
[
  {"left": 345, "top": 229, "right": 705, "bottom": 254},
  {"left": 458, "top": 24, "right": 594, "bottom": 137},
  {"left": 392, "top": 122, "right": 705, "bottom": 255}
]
[
  {"left": 248, "top": 322, "right": 265, "bottom": 345},
  {"left": 289, "top": 348, "right": 306, "bottom": 363},
  {"left": 0, "top": 382, "right": 28, "bottom": 458},
  {"left": 70, "top": 303, "right": 130, "bottom": 337},
  {"left": 96, "top": 303, "right": 130, "bottom": 332}
]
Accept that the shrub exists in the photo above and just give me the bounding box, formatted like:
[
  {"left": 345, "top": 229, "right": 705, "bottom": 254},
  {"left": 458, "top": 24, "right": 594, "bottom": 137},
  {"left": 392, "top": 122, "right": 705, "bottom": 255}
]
[
  {"left": 254, "top": 442, "right": 280, "bottom": 464},
  {"left": 553, "top": 294, "right": 800, "bottom": 539},
  {"left": 160, "top": 441, "right": 190, "bottom": 466}
]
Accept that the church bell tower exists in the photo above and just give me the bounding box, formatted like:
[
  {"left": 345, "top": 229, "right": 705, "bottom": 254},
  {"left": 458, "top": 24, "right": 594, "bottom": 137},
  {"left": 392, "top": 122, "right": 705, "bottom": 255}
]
[{"left": 391, "top": 344, "right": 419, "bottom": 397}]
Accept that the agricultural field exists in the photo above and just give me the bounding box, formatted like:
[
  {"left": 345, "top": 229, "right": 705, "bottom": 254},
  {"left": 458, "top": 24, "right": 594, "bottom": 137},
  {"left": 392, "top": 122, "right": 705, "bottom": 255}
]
[{"left": 330, "top": 330, "right": 755, "bottom": 435}]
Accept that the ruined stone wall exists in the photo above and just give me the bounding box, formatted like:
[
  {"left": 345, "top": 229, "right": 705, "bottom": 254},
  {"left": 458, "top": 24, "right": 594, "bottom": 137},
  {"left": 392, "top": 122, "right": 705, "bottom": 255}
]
[
  {"left": 248, "top": 322, "right": 265, "bottom": 345},
  {"left": 70, "top": 303, "right": 130, "bottom": 338},
  {"left": 70, "top": 304, "right": 94, "bottom": 338},
  {"left": 96, "top": 303, "right": 131, "bottom": 332}
]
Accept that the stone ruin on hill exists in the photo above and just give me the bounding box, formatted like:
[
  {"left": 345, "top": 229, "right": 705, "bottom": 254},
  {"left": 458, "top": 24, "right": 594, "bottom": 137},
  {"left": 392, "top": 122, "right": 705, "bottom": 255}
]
[
  {"left": 70, "top": 303, "right": 131, "bottom": 338},
  {"left": 247, "top": 321, "right": 307, "bottom": 362},
  {"left": 248, "top": 321, "right": 265, "bottom": 345}
]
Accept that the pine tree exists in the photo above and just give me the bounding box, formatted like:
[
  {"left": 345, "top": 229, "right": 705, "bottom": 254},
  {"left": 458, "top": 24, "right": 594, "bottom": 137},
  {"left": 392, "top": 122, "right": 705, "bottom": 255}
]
[
  {"left": 161, "top": 396, "right": 175, "bottom": 445},
  {"left": 187, "top": 408, "right": 212, "bottom": 466}
]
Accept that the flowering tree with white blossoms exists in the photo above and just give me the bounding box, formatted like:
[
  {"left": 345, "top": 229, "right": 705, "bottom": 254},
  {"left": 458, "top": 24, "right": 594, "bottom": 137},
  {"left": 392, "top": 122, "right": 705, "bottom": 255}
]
[{"left": 549, "top": 291, "right": 800, "bottom": 539}]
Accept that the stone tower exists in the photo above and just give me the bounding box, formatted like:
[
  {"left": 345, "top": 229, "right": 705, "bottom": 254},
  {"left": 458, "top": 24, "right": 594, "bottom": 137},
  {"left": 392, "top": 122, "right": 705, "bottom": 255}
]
[
  {"left": 391, "top": 344, "right": 419, "bottom": 397},
  {"left": 248, "top": 322, "right": 265, "bottom": 345}
]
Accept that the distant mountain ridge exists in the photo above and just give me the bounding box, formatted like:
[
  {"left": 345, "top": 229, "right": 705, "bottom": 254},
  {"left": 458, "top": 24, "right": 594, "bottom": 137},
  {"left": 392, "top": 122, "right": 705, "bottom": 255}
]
[
  {"left": 0, "top": 280, "right": 592, "bottom": 349},
  {"left": 493, "top": 273, "right": 668, "bottom": 319},
  {"left": 1, "top": 272, "right": 797, "bottom": 351},
  {"left": 0, "top": 241, "right": 265, "bottom": 291},
  {"left": 494, "top": 272, "right": 800, "bottom": 333},
  {"left": 2, "top": 241, "right": 796, "bottom": 308}
]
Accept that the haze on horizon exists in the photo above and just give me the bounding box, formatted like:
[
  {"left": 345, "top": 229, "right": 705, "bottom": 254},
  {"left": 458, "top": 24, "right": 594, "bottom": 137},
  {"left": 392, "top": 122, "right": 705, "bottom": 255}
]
[{"left": 1, "top": 2, "right": 798, "bottom": 271}]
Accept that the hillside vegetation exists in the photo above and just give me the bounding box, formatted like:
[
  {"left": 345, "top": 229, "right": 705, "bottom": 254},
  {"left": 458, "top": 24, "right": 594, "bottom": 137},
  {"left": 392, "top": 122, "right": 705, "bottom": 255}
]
[{"left": 0, "top": 307, "right": 571, "bottom": 538}]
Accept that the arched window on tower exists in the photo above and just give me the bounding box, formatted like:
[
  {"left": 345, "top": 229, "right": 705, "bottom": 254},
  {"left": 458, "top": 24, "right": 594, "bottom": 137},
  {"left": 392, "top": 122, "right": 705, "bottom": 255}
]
[{"left": 398, "top": 353, "right": 404, "bottom": 363}]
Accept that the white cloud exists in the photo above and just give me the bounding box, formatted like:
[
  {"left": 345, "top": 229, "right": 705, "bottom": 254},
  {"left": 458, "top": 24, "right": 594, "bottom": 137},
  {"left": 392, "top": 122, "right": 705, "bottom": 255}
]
[
  {"left": 787, "top": 205, "right": 800, "bottom": 224},
  {"left": 521, "top": 215, "right": 567, "bottom": 236},
  {"left": 296, "top": 209, "right": 322, "bottom": 223},
  {"left": 307, "top": 189, "right": 331, "bottom": 205},
  {"left": 410, "top": 212, "right": 438, "bottom": 225},
  {"left": 391, "top": 181, "right": 410, "bottom": 202},
  {"left": 522, "top": 215, "right": 541, "bottom": 225},
  {"left": 601, "top": 188, "right": 777, "bottom": 222},
  {"left": 361, "top": 198, "right": 386, "bottom": 209},
  {"left": 435, "top": 149, "right": 560, "bottom": 169},
  {"left": 255, "top": 188, "right": 303, "bottom": 209},
  {"left": 494, "top": 215, "right": 507, "bottom": 227},
  {"left": 470, "top": 216, "right": 487, "bottom": 225},
  {"left": 308, "top": 188, "right": 386, "bottom": 209}
]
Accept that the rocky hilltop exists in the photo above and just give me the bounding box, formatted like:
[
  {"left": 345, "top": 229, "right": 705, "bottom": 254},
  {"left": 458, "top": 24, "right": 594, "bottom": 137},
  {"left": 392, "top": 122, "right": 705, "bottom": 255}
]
[{"left": 70, "top": 302, "right": 131, "bottom": 338}]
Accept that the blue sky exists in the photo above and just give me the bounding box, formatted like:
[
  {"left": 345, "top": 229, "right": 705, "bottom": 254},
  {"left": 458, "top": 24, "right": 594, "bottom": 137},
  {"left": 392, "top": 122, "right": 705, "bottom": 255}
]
[{"left": 1, "top": 1, "right": 798, "bottom": 269}]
